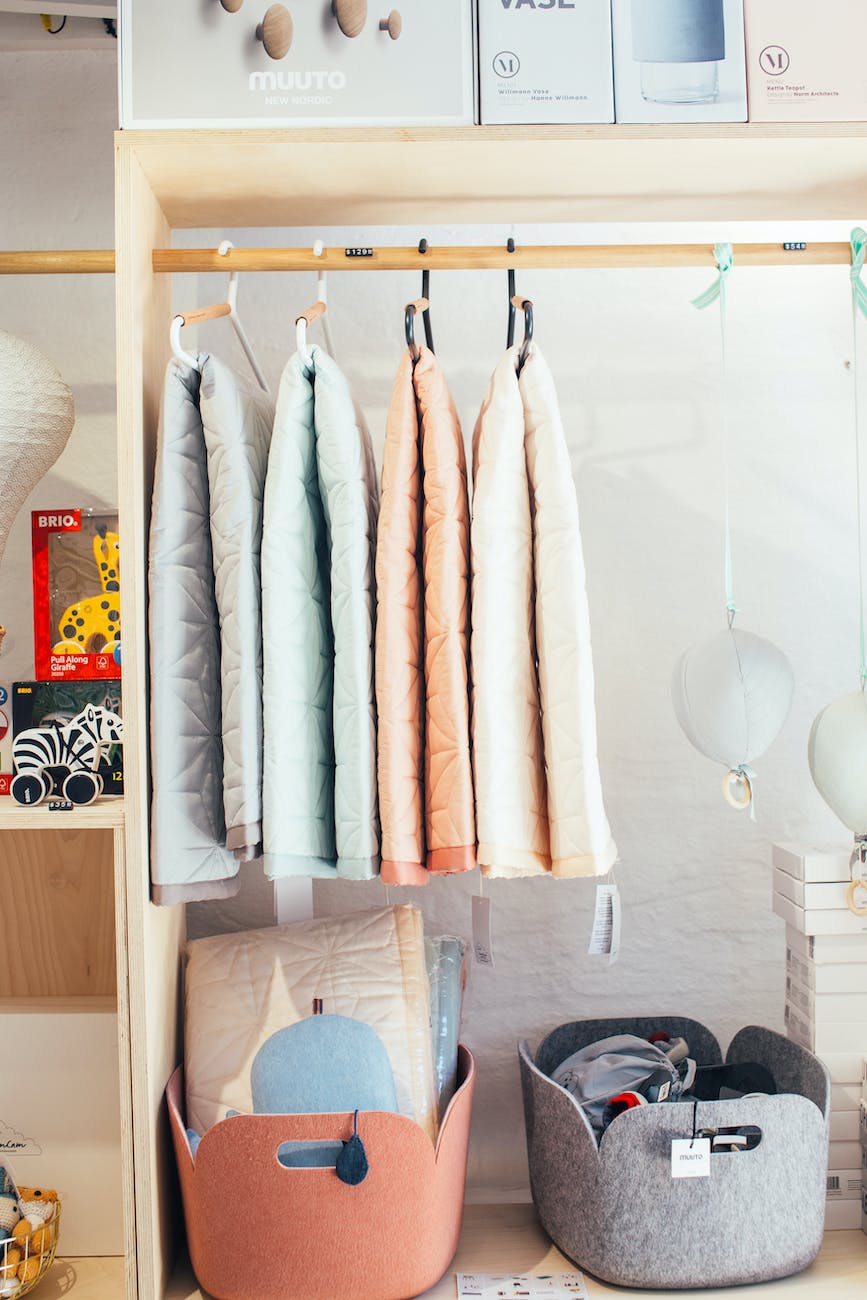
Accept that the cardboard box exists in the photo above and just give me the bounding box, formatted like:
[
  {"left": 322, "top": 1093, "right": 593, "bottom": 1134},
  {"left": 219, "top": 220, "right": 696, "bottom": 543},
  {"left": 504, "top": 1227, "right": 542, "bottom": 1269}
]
[
  {"left": 775, "top": 869, "right": 859, "bottom": 912},
  {"left": 0, "top": 1001, "right": 124, "bottom": 1255},
  {"left": 832, "top": 1083, "right": 863, "bottom": 1112},
  {"left": 612, "top": 0, "right": 747, "bottom": 122},
  {"left": 10, "top": 681, "right": 124, "bottom": 798},
  {"left": 825, "top": 1198, "right": 862, "bottom": 1230},
  {"left": 774, "top": 842, "right": 855, "bottom": 884},
  {"left": 785, "top": 976, "right": 867, "bottom": 1023},
  {"left": 787, "top": 949, "right": 867, "bottom": 995},
  {"left": 32, "top": 510, "right": 121, "bottom": 682},
  {"left": 826, "top": 1169, "right": 863, "bottom": 1202},
  {"left": 774, "top": 891, "right": 867, "bottom": 938},
  {"left": 817, "top": 1053, "right": 867, "bottom": 1087},
  {"left": 786, "top": 927, "right": 867, "bottom": 964},
  {"left": 829, "top": 1110, "right": 860, "bottom": 1143},
  {"left": 744, "top": 1, "right": 867, "bottom": 122},
  {"left": 120, "top": 1, "right": 476, "bottom": 128},
  {"left": 828, "top": 1139, "right": 864, "bottom": 1169},
  {"left": 785, "top": 1003, "right": 867, "bottom": 1055},
  {"left": 478, "top": 0, "right": 614, "bottom": 124}
]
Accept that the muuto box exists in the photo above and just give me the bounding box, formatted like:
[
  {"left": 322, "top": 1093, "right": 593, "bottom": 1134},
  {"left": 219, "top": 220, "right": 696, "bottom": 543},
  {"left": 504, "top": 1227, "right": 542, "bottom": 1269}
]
[
  {"left": 612, "top": 0, "right": 747, "bottom": 122},
  {"left": 744, "top": 0, "right": 867, "bottom": 122},
  {"left": 0, "top": 1000, "right": 124, "bottom": 1255},
  {"left": 120, "top": 1, "right": 476, "bottom": 128},
  {"left": 774, "top": 842, "right": 855, "bottom": 885},
  {"left": 774, "top": 891, "right": 867, "bottom": 938},
  {"left": 32, "top": 509, "right": 121, "bottom": 681},
  {"left": 478, "top": 0, "right": 614, "bottom": 125}
]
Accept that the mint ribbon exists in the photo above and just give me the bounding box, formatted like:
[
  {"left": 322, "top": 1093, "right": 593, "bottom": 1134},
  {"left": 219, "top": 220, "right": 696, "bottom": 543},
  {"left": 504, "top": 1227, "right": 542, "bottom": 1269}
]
[
  {"left": 693, "top": 244, "right": 736, "bottom": 625},
  {"left": 851, "top": 229, "right": 867, "bottom": 687}
]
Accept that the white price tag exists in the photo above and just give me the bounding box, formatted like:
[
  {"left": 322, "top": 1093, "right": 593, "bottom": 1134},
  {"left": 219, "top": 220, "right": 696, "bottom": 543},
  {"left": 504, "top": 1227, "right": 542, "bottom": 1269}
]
[
  {"left": 588, "top": 881, "right": 621, "bottom": 964},
  {"left": 671, "top": 1138, "right": 711, "bottom": 1179},
  {"left": 457, "top": 1274, "right": 588, "bottom": 1299},
  {"left": 472, "top": 895, "right": 495, "bottom": 967}
]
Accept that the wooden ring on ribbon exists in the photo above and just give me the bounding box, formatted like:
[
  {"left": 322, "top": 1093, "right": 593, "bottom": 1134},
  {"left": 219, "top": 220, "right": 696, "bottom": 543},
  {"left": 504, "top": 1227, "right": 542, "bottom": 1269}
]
[
  {"left": 846, "top": 878, "right": 867, "bottom": 917},
  {"left": 722, "top": 769, "right": 752, "bottom": 810}
]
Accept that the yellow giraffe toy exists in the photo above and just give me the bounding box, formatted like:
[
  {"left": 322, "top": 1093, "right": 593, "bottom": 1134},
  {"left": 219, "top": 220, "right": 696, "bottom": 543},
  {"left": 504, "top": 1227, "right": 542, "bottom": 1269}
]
[{"left": 53, "top": 530, "right": 121, "bottom": 656}]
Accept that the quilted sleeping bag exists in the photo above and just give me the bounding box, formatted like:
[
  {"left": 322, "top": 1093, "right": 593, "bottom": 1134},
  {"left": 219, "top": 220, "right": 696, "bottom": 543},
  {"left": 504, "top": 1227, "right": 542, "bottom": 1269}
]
[
  {"left": 376, "top": 347, "right": 475, "bottom": 886},
  {"left": 471, "top": 343, "right": 617, "bottom": 878},
  {"left": 184, "top": 904, "right": 439, "bottom": 1142},
  {"left": 149, "top": 355, "right": 274, "bottom": 904},
  {"left": 262, "top": 345, "right": 379, "bottom": 881}
]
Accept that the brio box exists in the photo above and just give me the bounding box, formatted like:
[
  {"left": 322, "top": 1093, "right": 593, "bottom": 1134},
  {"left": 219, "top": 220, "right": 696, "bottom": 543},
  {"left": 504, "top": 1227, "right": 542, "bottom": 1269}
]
[
  {"left": 774, "top": 842, "right": 855, "bottom": 884},
  {"left": 612, "top": 0, "right": 747, "bottom": 122},
  {"left": 11, "top": 681, "right": 124, "bottom": 797},
  {"left": 826, "top": 1170, "right": 863, "bottom": 1202},
  {"left": 478, "top": 0, "right": 614, "bottom": 124},
  {"left": 32, "top": 509, "right": 121, "bottom": 682},
  {"left": 120, "top": 1, "right": 476, "bottom": 128},
  {"left": 744, "top": 0, "right": 867, "bottom": 122}
]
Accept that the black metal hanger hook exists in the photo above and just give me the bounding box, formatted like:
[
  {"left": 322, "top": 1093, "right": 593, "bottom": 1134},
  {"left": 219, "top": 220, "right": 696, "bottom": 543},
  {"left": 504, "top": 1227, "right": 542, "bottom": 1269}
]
[
  {"left": 507, "top": 237, "right": 517, "bottom": 349},
  {"left": 405, "top": 300, "right": 422, "bottom": 363},
  {"left": 418, "top": 238, "right": 434, "bottom": 352},
  {"left": 512, "top": 294, "right": 533, "bottom": 373}
]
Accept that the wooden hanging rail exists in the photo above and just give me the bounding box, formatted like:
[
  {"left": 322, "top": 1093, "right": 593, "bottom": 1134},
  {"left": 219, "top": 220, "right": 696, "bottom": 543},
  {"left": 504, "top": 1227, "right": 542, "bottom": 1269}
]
[
  {"left": 0, "top": 243, "right": 856, "bottom": 275},
  {"left": 152, "top": 242, "right": 853, "bottom": 272},
  {"left": 0, "top": 250, "right": 116, "bottom": 274}
]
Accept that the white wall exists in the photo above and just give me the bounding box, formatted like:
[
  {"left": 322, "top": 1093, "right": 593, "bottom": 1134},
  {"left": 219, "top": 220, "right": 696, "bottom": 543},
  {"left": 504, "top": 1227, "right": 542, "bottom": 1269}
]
[{"left": 1, "top": 50, "right": 862, "bottom": 1197}]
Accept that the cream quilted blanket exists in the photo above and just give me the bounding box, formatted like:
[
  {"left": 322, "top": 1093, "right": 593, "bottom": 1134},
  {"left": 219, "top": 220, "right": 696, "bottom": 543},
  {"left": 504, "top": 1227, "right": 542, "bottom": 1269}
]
[
  {"left": 184, "top": 905, "right": 438, "bottom": 1141},
  {"left": 471, "top": 344, "right": 617, "bottom": 878}
]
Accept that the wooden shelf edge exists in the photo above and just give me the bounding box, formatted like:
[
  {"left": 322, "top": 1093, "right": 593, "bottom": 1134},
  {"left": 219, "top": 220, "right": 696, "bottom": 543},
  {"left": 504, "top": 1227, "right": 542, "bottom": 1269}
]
[
  {"left": 0, "top": 799, "right": 124, "bottom": 831},
  {"left": 165, "top": 1206, "right": 867, "bottom": 1299}
]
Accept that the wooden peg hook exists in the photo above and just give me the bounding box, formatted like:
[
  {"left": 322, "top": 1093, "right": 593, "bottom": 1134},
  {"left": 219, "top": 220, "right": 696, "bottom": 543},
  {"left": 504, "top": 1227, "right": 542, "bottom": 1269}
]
[
  {"left": 379, "top": 9, "right": 401, "bottom": 38},
  {"left": 257, "top": 3, "right": 293, "bottom": 58},
  {"left": 333, "top": 0, "right": 367, "bottom": 37}
]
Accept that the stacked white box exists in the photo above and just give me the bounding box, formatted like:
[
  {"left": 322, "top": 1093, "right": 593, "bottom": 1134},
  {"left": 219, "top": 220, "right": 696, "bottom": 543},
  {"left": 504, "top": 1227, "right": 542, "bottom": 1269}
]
[{"left": 773, "top": 843, "right": 867, "bottom": 1231}]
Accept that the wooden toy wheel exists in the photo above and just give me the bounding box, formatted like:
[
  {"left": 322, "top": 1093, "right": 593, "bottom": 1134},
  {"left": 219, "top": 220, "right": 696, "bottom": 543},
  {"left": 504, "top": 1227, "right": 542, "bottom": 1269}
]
[
  {"left": 11, "top": 772, "right": 48, "bottom": 806},
  {"left": 63, "top": 770, "right": 101, "bottom": 806},
  {"left": 333, "top": 0, "right": 366, "bottom": 37},
  {"left": 257, "top": 4, "right": 293, "bottom": 58},
  {"left": 220, "top": 0, "right": 244, "bottom": 10}
]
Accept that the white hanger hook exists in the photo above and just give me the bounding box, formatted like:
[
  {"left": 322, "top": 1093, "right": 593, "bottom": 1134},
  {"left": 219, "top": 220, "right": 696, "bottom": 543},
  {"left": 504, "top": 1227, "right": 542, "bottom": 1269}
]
[
  {"left": 170, "top": 314, "right": 199, "bottom": 372},
  {"left": 313, "top": 238, "right": 327, "bottom": 305}
]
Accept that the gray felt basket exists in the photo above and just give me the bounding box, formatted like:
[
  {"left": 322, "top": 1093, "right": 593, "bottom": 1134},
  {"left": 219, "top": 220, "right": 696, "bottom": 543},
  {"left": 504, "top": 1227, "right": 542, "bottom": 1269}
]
[{"left": 519, "top": 1016, "right": 830, "bottom": 1290}]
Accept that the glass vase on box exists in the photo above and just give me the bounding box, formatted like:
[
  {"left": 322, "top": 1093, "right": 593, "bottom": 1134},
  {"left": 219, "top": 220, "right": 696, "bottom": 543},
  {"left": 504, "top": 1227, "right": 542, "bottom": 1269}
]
[{"left": 632, "top": 0, "right": 725, "bottom": 105}]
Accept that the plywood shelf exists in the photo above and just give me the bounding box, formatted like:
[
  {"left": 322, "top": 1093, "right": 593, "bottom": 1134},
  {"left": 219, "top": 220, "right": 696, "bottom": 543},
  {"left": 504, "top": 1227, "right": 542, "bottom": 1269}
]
[
  {"left": 0, "top": 798, "right": 124, "bottom": 831},
  {"left": 35, "top": 1256, "right": 126, "bottom": 1299},
  {"left": 164, "top": 1204, "right": 867, "bottom": 1298},
  {"left": 118, "top": 124, "right": 867, "bottom": 228}
]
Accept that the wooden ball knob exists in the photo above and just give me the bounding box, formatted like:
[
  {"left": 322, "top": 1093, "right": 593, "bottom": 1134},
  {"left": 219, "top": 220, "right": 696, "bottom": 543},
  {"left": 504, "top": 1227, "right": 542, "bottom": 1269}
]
[
  {"left": 333, "top": 0, "right": 367, "bottom": 37},
  {"left": 257, "top": 4, "right": 293, "bottom": 58},
  {"left": 220, "top": 0, "right": 244, "bottom": 11},
  {"left": 379, "top": 8, "right": 401, "bottom": 38}
]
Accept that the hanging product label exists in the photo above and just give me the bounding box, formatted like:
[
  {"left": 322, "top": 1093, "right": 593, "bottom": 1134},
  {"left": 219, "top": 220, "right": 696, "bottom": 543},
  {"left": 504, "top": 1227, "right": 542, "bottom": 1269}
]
[
  {"left": 472, "top": 895, "right": 495, "bottom": 968},
  {"left": 587, "top": 881, "right": 621, "bottom": 964},
  {"left": 671, "top": 1138, "right": 711, "bottom": 1179}
]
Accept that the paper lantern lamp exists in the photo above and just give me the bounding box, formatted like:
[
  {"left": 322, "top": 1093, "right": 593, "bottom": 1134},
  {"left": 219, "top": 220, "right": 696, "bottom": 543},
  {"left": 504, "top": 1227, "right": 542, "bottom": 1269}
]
[
  {"left": 672, "top": 627, "right": 794, "bottom": 809},
  {"left": 0, "top": 330, "right": 75, "bottom": 568},
  {"left": 809, "top": 691, "right": 867, "bottom": 915}
]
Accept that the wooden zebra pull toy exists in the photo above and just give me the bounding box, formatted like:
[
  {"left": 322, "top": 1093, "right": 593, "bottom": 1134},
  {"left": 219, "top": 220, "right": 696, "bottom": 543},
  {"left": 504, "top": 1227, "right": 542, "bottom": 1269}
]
[{"left": 11, "top": 703, "right": 123, "bottom": 807}]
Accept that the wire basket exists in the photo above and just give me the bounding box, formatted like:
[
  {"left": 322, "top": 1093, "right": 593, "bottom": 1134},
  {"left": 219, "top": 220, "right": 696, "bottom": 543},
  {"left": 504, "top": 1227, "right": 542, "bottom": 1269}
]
[{"left": 0, "top": 1200, "right": 61, "bottom": 1297}]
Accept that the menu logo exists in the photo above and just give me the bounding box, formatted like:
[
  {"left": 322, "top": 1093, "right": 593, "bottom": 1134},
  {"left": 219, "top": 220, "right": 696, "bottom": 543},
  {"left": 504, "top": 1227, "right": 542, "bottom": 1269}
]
[
  {"left": 493, "top": 50, "right": 520, "bottom": 78},
  {"left": 0, "top": 1122, "right": 41, "bottom": 1157},
  {"left": 500, "top": 1, "right": 576, "bottom": 7},
  {"left": 759, "top": 45, "right": 790, "bottom": 75}
]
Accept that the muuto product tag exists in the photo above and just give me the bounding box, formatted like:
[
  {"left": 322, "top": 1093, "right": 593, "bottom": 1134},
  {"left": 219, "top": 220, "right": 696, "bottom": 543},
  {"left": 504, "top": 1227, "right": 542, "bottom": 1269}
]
[
  {"left": 671, "top": 1138, "right": 711, "bottom": 1179},
  {"left": 588, "top": 881, "right": 621, "bottom": 965},
  {"left": 472, "top": 895, "right": 494, "bottom": 967}
]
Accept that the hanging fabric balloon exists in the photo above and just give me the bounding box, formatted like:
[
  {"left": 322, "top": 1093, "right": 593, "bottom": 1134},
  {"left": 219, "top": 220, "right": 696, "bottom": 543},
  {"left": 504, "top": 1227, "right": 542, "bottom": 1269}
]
[
  {"left": 672, "top": 628, "right": 794, "bottom": 810},
  {"left": 808, "top": 229, "right": 867, "bottom": 911},
  {"left": 672, "top": 245, "right": 794, "bottom": 813}
]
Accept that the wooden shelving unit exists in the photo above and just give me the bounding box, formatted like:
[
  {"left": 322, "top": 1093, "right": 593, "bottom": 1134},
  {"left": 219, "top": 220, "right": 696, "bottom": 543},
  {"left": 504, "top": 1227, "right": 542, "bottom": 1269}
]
[
  {"left": 0, "top": 798, "right": 124, "bottom": 831},
  {"left": 111, "top": 125, "right": 867, "bottom": 1299}
]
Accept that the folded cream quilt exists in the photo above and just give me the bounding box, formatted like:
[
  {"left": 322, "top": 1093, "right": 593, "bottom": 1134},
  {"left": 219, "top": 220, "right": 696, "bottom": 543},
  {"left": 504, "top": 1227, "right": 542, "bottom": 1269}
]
[
  {"left": 149, "top": 355, "right": 274, "bottom": 905},
  {"left": 184, "top": 904, "right": 438, "bottom": 1142},
  {"left": 262, "top": 345, "right": 379, "bottom": 880},
  {"left": 471, "top": 343, "right": 617, "bottom": 879},
  {"left": 376, "top": 348, "right": 475, "bottom": 886}
]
